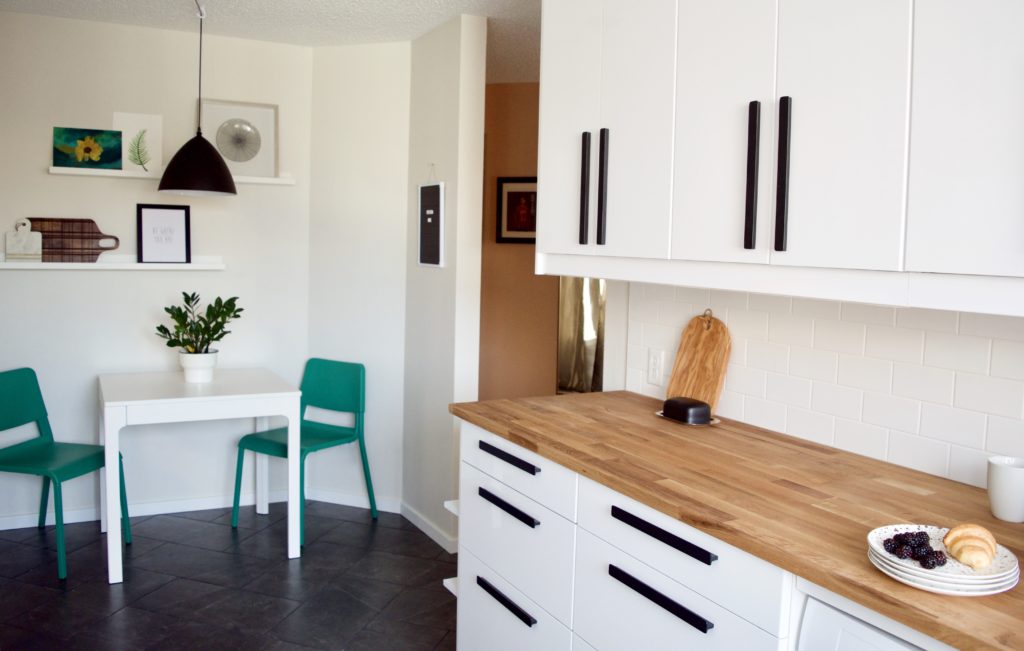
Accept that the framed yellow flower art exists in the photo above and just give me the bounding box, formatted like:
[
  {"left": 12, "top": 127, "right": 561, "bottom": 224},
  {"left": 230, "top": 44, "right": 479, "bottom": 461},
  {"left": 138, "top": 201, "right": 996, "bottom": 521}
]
[{"left": 52, "top": 127, "right": 123, "bottom": 170}]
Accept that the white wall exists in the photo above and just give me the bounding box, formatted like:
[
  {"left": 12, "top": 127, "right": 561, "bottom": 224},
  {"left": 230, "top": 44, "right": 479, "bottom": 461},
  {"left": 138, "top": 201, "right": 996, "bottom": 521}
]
[
  {"left": 626, "top": 283, "right": 1024, "bottom": 488},
  {"left": 307, "top": 42, "right": 412, "bottom": 512},
  {"left": 402, "top": 15, "right": 487, "bottom": 550},
  {"left": 0, "top": 13, "right": 312, "bottom": 526}
]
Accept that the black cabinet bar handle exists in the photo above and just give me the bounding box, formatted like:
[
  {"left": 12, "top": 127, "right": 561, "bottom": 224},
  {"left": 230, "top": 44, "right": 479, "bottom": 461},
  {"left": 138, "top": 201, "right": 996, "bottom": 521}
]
[
  {"left": 774, "top": 96, "right": 792, "bottom": 252},
  {"left": 743, "top": 100, "right": 761, "bottom": 250},
  {"left": 579, "top": 131, "right": 591, "bottom": 245},
  {"left": 596, "top": 128, "right": 610, "bottom": 245},
  {"left": 478, "top": 440, "right": 541, "bottom": 476},
  {"left": 611, "top": 506, "right": 718, "bottom": 565},
  {"left": 477, "top": 576, "right": 537, "bottom": 627},
  {"left": 478, "top": 487, "right": 539, "bottom": 528},
  {"left": 608, "top": 564, "right": 714, "bottom": 634}
]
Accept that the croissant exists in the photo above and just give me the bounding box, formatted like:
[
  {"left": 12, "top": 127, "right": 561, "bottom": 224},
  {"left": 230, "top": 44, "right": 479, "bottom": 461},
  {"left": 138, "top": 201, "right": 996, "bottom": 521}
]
[{"left": 943, "top": 523, "right": 997, "bottom": 570}]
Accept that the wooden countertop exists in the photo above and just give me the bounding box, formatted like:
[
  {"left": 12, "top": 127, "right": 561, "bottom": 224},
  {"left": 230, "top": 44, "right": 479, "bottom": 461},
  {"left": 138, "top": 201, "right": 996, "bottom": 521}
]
[{"left": 450, "top": 391, "right": 1024, "bottom": 651}]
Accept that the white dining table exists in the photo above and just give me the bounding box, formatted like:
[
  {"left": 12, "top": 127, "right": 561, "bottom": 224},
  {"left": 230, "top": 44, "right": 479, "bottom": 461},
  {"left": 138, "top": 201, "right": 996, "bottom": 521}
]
[{"left": 97, "top": 368, "right": 302, "bottom": 584}]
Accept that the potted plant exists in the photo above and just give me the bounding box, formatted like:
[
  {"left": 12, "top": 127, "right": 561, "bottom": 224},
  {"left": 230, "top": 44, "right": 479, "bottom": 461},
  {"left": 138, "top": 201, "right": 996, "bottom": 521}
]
[{"left": 155, "top": 292, "right": 243, "bottom": 383}]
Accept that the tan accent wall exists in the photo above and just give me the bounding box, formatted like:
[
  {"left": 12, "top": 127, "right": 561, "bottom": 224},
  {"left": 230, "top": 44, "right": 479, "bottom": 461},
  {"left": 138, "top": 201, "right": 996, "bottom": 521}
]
[{"left": 479, "top": 83, "right": 559, "bottom": 400}]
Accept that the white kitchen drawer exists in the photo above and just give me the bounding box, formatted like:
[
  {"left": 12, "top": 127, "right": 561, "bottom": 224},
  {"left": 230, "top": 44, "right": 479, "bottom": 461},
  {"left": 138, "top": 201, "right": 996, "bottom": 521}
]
[
  {"left": 574, "top": 529, "right": 784, "bottom": 651},
  {"left": 577, "top": 475, "right": 792, "bottom": 637},
  {"left": 798, "top": 599, "right": 917, "bottom": 651},
  {"left": 460, "top": 421, "right": 578, "bottom": 521},
  {"left": 457, "top": 545, "right": 572, "bottom": 651},
  {"left": 573, "top": 633, "right": 599, "bottom": 651},
  {"left": 460, "top": 461, "right": 577, "bottom": 626}
]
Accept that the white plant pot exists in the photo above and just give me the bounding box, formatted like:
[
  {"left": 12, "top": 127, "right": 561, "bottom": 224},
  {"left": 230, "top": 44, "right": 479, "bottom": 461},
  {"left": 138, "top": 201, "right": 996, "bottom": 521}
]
[{"left": 179, "top": 350, "right": 218, "bottom": 383}]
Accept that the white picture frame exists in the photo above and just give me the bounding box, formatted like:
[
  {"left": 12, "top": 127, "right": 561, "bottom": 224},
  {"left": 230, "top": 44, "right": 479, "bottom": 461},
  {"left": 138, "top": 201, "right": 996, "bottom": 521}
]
[
  {"left": 113, "top": 112, "right": 163, "bottom": 177},
  {"left": 200, "top": 99, "right": 278, "bottom": 178}
]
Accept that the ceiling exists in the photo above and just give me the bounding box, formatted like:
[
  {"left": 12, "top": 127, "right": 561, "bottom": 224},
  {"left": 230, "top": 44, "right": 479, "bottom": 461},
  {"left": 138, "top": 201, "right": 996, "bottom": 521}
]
[{"left": 0, "top": 0, "right": 541, "bottom": 83}]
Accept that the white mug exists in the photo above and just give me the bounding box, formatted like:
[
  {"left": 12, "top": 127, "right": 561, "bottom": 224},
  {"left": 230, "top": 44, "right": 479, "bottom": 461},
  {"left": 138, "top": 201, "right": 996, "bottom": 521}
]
[{"left": 988, "top": 456, "right": 1024, "bottom": 523}]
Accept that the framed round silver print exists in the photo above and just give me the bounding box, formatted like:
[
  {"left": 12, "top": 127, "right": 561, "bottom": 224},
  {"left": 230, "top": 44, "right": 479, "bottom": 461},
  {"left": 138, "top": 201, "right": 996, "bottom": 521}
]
[{"left": 200, "top": 98, "right": 278, "bottom": 178}]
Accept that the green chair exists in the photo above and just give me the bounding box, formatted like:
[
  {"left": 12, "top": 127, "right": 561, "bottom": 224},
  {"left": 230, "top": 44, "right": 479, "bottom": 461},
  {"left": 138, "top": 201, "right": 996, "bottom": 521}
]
[
  {"left": 0, "top": 367, "right": 132, "bottom": 580},
  {"left": 231, "top": 358, "right": 377, "bottom": 544}
]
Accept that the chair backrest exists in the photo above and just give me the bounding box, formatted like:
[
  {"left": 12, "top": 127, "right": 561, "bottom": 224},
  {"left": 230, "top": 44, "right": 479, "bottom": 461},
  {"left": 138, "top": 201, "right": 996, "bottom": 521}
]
[
  {"left": 0, "top": 368, "right": 54, "bottom": 441},
  {"left": 300, "top": 358, "right": 365, "bottom": 417}
]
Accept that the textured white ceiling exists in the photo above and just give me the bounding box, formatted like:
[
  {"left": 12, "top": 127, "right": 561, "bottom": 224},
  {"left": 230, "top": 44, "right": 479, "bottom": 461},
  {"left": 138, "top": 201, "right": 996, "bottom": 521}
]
[{"left": 0, "top": 0, "right": 541, "bottom": 83}]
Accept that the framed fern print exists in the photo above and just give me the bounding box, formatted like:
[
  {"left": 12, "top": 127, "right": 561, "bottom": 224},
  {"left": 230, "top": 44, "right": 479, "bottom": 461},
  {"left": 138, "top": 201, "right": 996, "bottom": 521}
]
[{"left": 113, "top": 113, "right": 163, "bottom": 177}]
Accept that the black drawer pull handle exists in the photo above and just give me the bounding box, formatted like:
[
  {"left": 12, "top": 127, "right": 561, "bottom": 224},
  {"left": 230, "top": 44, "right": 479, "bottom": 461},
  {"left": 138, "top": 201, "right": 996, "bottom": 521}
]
[
  {"left": 609, "top": 564, "right": 714, "bottom": 634},
  {"left": 479, "top": 487, "right": 539, "bottom": 528},
  {"left": 579, "top": 131, "right": 591, "bottom": 245},
  {"left": 611, "top": 506, "right": 718, "bottom": 565},
  {"left": 743, "top": 100, "right": 761, "bottom": 250},
  {"left": 596, "top": 128, "right": 609, "bottom": 245},
  {"left": 774, "top": 95, "right": 792, "bottom": 252},
  {"left": 478, "top": 440, "right": 541, "bottom": 475},
  {"left": 477, "top": 575, "right": 537, "bottom": 627}
]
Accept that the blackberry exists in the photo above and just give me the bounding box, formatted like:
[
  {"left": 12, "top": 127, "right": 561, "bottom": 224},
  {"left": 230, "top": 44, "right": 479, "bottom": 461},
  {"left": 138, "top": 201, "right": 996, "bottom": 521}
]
[
  {"left": 932, "top": 551, "right": 947, "bottom": 566},
  {"left": 895, "top": 545, "right": 914, "bottom": 560},
  {"left": 883, "top": 538, "right": 897, "bottom": 553},
  {"left": 911, "top": 545, "right": 933, "bottom": 560},
  {"left": 920, "top": 557, "right": 937, "bottom": 570},
  {"left": 893, "top": 533, "right": 911, "bottom": 546},
  {"left": 911, "top": 531, "right": 930, "bottom": 545}
]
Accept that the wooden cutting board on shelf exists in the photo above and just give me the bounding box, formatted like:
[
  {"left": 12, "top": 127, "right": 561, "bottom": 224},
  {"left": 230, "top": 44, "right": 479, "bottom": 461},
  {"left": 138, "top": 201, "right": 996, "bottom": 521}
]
[
  {"left": 665, "top": 309, "right": 732, "bottom": 411},
  {"left": 29, "top": 218, "right": 119, "bottom": 262}
]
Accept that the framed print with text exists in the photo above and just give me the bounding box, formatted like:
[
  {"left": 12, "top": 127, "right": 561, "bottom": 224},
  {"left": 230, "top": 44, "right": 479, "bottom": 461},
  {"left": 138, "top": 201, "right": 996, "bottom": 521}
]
[{"left": 137, "top": 204, "right": 191, "bottom": 263}]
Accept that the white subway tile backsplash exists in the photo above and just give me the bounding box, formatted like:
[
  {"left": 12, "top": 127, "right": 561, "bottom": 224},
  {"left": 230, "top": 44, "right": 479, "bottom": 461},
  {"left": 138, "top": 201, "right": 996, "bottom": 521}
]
[
  {"left": 954, "top": 372, "right": 1024, "bottom": 419},
  {"left": 987, "top": 416, "right": 1024, "bottom": 457},
  {"left": 959, "top": 312, "right": 1024, "bottom": 342},
  {"left": 747, "top": 340, "right": 789, "bottom": 373},
  {"left": 888, "top": 431, "right": 949, "bottom": 477},
  {"left": 627, "top": 345, "right": 645, "bottom": 370},
  {"left": 837, "top": 355, "right": 892, "bottom": 393},
  {"left": 841, "top": 302, "right": 896, "bottom": 326},
  {"left": 862, "top": 392, "right": 919, "bottom": 433},
  {"left": 991, "top": 340, "right": 1024, "bottom": 381},
  {"left": 811, "top": 382, "right": 862, "bottom": 420},
  {"left": 643, "top": 323, "right": 679, "bottom": 352},
  {"left": 786, "top": 408, "right": 835, "bottom": 445},
  {"left": 655, "top": 300, "right": 694, "bottom": 328},
  {"left": 789, "top": 346, "right": 838, "bottom": 382},
  {"left": 710, "top": 289, "right": 748, "bottom": 310},
  {"left": 814, "top": 319, "right": 866, "bottom": 355},
  {"left": 865, "top": 326, "right": 925, "bottom": 364},
  {"left": 769, "top": 314, "right": 814, "bottom": 347},
  {"left": 835, "top": 419, "right": 889, "bottom": 460},
  {"left": 766, "top": 373, "right": 812, "bottom": 408},
  {"left": 716, "top": 390, "right": 744, "bottom": 420},
  {"left": 625, "top": 367, "right": 643, "bottom": 394},
  {"left": 748, "top": 293, "right": 792, "bottom": 314},
  {"left": 629, "top": 288, "right": 658, "bottom": 322},
  {"left": 923, "top": 332, "right": 990, "bottom": 374},
  {"left": 744, "top": 397, "right": 787, "bottom": 432},
  {"left": 896, "top": 308, "right": 958, "bottom": 333},
  {"left": 793, "top": 298, "right": 841, "bottom": 321},
  {"left": 919, "top": 403, "right": 986, "bottom": 448},
  {"left": 891, "top": 363, "right": 955, "bottom": 405},
  {"left": 644, "top": 283, "right": 676, "bottom": 302},
  {"left": 728, "top": 310, "right": 769, "bottom": 341},
  {"left": 947, "top": 446, "right": 990, "bottom": 488},
  {"left": 628, "top": 320, "right": 642, "bottom": 347},
  {"left": 729, "top": 338, "right": 748, "bottom": 366},
  {"left": 675, "top": 286, "right": 711, "bottom": 306},
  {"left": 724, "top": 364, "right": 766, "bottom": 398}
]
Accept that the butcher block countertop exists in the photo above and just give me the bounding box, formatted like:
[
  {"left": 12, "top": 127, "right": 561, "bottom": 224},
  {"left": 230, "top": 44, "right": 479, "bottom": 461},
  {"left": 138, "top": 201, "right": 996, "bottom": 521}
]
[{"left": 450, "top": 391, "right": 1024, "bottom": 651}]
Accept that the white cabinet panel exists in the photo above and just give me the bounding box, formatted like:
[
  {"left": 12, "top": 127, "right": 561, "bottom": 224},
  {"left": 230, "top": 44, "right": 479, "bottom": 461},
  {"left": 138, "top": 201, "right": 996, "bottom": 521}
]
[
  {"left": 798, "top": 599, "right": 917, "bottom": 651},
  {"left": 906, "top": 0, "right": 1024, "bottom": 277},
  {"left": 771, "top": 0, "right": 912, "bottom": 271},
  {"left": 671, "top": 0, "right": 777, "bottom": 264}
]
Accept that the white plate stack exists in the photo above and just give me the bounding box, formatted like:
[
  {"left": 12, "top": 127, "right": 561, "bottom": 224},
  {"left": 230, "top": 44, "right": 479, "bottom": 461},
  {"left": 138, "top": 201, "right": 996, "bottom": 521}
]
[{"left": 867, "top": 524, "right": 1020, "bottom": 597}]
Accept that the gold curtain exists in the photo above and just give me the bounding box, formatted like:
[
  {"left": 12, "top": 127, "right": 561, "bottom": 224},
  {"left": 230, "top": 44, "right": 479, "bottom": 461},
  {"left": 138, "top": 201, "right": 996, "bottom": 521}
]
[{"left": 558, "top": 277, "right": 605, "bottom": 393}]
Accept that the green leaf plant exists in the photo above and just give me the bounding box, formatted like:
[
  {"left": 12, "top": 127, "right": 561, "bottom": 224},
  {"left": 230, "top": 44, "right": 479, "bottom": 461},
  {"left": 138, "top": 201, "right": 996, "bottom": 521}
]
[
  {"left": 128, "top": 129, "right": 151, "bottom": 171},
  {"left": 155, "top": 292, "right": 243, "bottom": 354}
]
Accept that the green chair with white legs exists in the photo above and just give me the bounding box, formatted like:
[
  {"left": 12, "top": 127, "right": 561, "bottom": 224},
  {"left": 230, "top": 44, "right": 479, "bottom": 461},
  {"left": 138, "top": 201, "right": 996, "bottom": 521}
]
[
  {"left": 0, "top": 367, "right": 132, "bottom": 580},
  {"left": 231, "top": 358, "right": 377, "bottom": 544}
]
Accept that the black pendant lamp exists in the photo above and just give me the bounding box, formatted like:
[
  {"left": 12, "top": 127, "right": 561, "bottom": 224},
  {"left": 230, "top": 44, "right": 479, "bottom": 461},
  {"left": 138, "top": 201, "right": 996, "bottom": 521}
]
[{"left": 159, "top": 1, "right": 236, "bottom": 196}]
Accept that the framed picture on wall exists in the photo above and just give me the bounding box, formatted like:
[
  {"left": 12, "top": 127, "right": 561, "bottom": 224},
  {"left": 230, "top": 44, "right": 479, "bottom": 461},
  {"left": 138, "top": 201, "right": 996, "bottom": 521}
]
[
  {"left": 497, "top": 177, "right": 537, "bottom": 243},
  {"left": 200, "top": 99, "right": 279, "bottom": 178},
  {"left": 137, "top": 204, "right": 191, "bottom": 263}
]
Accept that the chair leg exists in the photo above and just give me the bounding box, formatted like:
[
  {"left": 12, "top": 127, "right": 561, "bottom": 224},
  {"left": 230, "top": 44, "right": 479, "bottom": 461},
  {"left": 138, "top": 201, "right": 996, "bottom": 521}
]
[
  {"left": 300, "top": 452, "right": 307, "bottom": 547},
  {"left": 119, "top": 454, "right": 132, "bottom": 545},
  {"left": 53, "top": 481, "right": 67, "bottom": 580},
  {"left": 231, "top": 447, "right": 246, "bottom": 528},
  {"left": 38, "top": 477, "right": 51, "bottom": 528},
  {"left": 358, "top": 436, "right": 378, "bottom": 519}
]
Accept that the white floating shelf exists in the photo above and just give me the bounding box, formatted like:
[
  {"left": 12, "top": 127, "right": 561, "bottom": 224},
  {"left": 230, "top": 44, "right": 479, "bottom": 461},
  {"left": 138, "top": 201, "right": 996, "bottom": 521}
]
[
  {"left": 443, "top": 577, "right": 458, "bottom": 598},
  {"left": 48, "top": 166, "right": 295, "bottom": 186},
  {"left": 444, "top": 499, "right": 460, "bottom": 517},
  {"left": 0, "top": 254, "right": 225, "bottom": 271}
]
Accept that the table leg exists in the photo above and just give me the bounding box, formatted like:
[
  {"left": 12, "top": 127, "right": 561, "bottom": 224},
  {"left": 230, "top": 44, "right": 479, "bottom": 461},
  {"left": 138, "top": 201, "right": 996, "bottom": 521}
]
[
  {"left": 255, "top": 416, "right": 269, "bottom": 515},
  {"left": 104, "top": 407, "right": 127, "bottom": 584},
  {"left": 286, "top": 399, "right": 301, "bottom": 559},
  {"left": 98, "top": 411, "right": 108, "bottom": 533}
]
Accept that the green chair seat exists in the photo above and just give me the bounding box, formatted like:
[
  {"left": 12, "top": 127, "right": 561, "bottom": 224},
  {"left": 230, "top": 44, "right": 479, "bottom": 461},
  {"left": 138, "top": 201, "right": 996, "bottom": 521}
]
[
  {"left": 231, "top": 359, "right": 377, "bottom": 545},
  {"left": 0, "top": 367, "right": 132, "bottom": 579}
]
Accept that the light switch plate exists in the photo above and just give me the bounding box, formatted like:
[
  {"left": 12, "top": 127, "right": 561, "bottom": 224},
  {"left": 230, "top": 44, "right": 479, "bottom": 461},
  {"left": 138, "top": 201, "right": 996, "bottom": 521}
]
[{"left": 647, "top": 349, "right": 665, "bottom": 386}]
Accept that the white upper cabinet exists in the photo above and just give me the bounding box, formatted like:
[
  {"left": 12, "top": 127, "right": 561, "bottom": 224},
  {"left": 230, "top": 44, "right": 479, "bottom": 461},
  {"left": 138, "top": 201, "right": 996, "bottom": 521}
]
[
  {"left": 536, "top": 0, "right": 677, "bottom": 260},
  {"left": 905, "top": 0, "right": 1024, "bottom": 278},
  {"left": 771, "top": 0, "right": 912, "bottom": 271},
  {"left": 671, "top": 0, "right": 777, "bottom": 264}
]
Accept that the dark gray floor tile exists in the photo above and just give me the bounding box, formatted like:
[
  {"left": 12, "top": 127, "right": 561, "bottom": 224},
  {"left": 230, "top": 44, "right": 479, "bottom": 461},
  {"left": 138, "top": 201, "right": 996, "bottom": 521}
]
[
  {"left": 0, "top": 623, "right": 69, "bottom": 650},
  {"left": 0, "top": 540, "right": 53, "bottom": 578},
  {"left": 0, "top": 577, "right": 62, "bottom": 622},
  {"left": 343, "top": 552, "right": 452, "bottom": 588},
  {"left": 15, "top": 536, "right": 166, "bottom": 591},
  {"left": 13, "top": 520, "right": 104, "bottom": 554},
  {"left": 146, "top": 619, "right": 289, "bottom": 651},
  {"left": 73, "top": 606, "right": 182, "bottom": 650},
  {"left": 130, "top": 515, "right": 253, "bottom": 552},
  {"left": 221, "top": 515, "right": 341, "bottom": 560},
  {"left": 191, "top": 589, "right": 301, "bottom": 634},
  {"left": 9, "top": 593, "right": 113, "bottom": 640},
  {"left": 368, "top": 588, "right": 457, "bottom": 632},
  {"left": 321, "top": 522, "right": 444, "bottom": 560},
  {"left": 271, "top": 586, "right": 377, "bottom": 649},
  {"left": 343, "top": 621, "right": 448, "bottom": 651},
  {"left": 434, "top": 630, "right": 456, "bottom": 651},
  {"left": 132, "top": 578, "right": 232, "bottom": 618},
  {"left": 213, "top": 502, "right": 289, "bottom": 532},
  {"left": 330, "top": 575, "right": 405, "bottom": 611},
  {"left": 171, "top": 507, "right": 233, "bottom": 523},
  {"left": 64, "top": 567, "right": 177, "bottom": 615},
  {"left": 130, "top": 542, "right": 273, "bottom": 587},
  {"left": 242, "top": 542, "right": 366, "bottom": 602},
  {"left": 303, "top": 502, "right": 415, "bottom": 531}
]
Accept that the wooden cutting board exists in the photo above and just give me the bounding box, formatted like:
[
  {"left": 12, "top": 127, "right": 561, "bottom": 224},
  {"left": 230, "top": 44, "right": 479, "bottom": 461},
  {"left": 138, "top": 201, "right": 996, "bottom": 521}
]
[
  {"left": 29, "top": 217, "right": 119, "bottom": 262},
  {"left": 665, "top": 309, "right": 732, "bottom": 410}
]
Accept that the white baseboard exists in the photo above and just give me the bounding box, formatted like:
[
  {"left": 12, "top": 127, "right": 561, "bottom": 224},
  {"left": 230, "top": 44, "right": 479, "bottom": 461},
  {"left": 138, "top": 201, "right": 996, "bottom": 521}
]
[{"left": 401, "top": 501, "right": 457, "bottom": 554}]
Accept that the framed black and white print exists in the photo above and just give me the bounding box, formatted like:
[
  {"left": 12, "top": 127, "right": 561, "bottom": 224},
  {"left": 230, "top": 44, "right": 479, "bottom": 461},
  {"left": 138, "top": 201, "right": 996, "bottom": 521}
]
[
  {"left": 137, "top": 204, "right": 191, "bottom": 263},
  {"left": 497, "top": 177, "right": 537, "bottom": 243},
  {"left": 200, "top": 99, "right": 279, "bottom": 178}
]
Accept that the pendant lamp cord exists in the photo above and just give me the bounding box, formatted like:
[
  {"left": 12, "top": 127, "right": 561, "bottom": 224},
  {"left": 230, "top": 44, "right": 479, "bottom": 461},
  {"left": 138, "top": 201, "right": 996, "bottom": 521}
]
[{"left": 194, "top": 0, "right": 206, "bottom": 135}]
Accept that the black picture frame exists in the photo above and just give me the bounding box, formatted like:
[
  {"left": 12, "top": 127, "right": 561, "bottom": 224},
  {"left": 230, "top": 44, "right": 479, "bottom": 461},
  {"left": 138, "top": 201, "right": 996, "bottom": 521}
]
[
  {"left": 496, "top": 177, "right": 537, "bottom": 244},
  {"left": 136, "top": 204, "right": 191, "bottom": 263}
]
